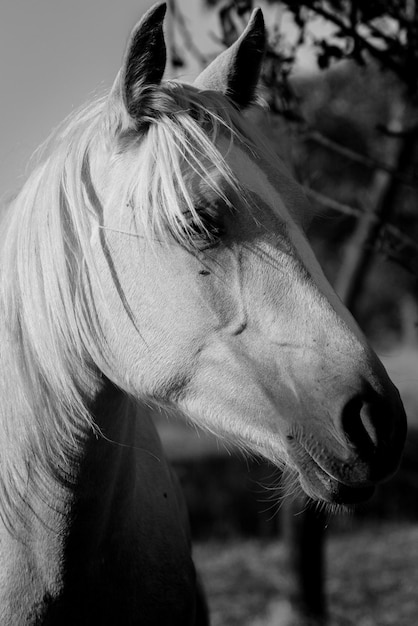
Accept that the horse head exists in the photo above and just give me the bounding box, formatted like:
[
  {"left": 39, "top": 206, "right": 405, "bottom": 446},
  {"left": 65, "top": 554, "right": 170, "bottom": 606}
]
[{"left": 86, "top": 3, "right": 406, "bottom": 505}]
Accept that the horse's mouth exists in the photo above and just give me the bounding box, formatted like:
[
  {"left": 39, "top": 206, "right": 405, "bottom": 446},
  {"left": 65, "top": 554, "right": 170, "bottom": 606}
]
[
  {"left": 287, "top": 440, "right": 376, "bottom": 505},
  {"left": 298, "top": 463, "right": 375, "bottom": 505}
]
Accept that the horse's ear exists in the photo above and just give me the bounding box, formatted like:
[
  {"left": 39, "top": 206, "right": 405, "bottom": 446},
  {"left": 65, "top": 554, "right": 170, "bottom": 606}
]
[
  {"left": 116, "top": 2, "right": 167, "bottom": 118},
  {"left": 194, "top": 8, "right": 265, "bottom": 108}
]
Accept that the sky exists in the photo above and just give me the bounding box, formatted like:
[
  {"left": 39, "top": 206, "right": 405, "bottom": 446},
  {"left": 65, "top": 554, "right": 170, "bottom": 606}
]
[{"left": 0, "top": 0, "right": 218, "bottom": 199}]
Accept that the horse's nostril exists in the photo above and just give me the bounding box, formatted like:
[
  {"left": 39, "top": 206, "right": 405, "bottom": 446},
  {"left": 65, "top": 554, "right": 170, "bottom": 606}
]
[
  {"left": 359, "top": 403, "right": 380, "bottom": 447},
  {"left": 341, "top": 395, "right": 379, "bottom": 457},
  {"left": 338, "top": 385, "right": 406, "bottom": 484}
]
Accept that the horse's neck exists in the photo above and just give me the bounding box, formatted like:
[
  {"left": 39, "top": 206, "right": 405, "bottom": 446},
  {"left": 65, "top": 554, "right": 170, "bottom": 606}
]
[{"left": 0, "top": 381, "right": 196, "bottom": 625}]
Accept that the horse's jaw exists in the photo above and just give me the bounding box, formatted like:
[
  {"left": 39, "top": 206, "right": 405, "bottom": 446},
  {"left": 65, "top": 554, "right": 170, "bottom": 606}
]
[{"left": 175, "top": 332, "right": 406, "bottom": 507}]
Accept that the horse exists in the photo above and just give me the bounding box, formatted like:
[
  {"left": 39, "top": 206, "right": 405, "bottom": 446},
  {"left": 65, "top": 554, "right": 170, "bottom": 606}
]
[{"left": 0, "top": 3, "right": 406, "bottom": 624}]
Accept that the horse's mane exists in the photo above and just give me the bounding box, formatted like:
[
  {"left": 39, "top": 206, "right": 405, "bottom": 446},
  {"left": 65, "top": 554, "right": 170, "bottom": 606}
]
[{"left": 0, "top": 79, "right": 254, "bottom": 526}]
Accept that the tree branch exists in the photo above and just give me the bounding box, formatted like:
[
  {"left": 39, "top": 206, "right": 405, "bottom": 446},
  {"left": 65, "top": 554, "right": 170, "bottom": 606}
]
[
  {"left": 304, "top": 187, "right": 418, "bottom": 275},
  {"left": 281, "top": 0, "right": 412, "bottom": 83},
  {"left": 303, "top": 129, "right": 418, "bottom": 188}
]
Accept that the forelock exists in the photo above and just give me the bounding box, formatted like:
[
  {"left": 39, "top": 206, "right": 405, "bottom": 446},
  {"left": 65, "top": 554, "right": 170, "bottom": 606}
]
[{"left": 106, "top": 82, "right": 253, "bottom": 250}]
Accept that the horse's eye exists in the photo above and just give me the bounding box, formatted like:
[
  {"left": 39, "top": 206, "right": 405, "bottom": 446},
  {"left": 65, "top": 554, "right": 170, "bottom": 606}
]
[{"left": 183, "top": 208, "right": 226, "bottom": 248}]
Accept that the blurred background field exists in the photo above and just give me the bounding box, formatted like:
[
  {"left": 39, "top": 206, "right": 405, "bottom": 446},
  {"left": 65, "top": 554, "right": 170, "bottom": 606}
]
[{"left": 193, "top": 523, "right": 418, "bottom": 626}]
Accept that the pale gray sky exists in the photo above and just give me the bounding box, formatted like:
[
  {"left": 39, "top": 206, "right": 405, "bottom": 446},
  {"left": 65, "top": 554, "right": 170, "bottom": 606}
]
[
  {"left": 0, "top": 0, "right": 218, "bottom": 198},
  {"left": 0, "top": 0, "right": 148, "bottom": 196}
]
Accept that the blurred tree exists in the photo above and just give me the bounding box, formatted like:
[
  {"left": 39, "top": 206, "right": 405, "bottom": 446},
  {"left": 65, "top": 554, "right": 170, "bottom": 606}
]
[{"left": 208, "top": 0, "right": 418, "bottom": 96}]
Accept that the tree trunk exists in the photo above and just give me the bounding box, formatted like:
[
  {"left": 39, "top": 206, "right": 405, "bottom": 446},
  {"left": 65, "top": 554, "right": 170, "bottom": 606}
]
[
  {"left": 335, "top": 96, "right": 412, "bottom": 311},
  {"left": 281, "top": 494, "right": 327, "bottom": 626}
]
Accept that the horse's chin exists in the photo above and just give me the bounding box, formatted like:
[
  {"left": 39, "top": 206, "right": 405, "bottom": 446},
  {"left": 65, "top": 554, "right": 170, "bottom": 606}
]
[
  {"left": 298, "top": 469, "right": 375, "bottom": 506},
  {"left": 253, "top": 435, "right": 377, "bottom": 506},
  {"left": 286, "top": 440, "right": 377, "bottom": 506}
]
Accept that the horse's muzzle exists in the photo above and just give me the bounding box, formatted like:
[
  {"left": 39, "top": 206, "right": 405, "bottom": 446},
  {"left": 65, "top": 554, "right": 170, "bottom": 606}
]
[{"left": 286, "top": 383, "right": 407, "bottom": 505}]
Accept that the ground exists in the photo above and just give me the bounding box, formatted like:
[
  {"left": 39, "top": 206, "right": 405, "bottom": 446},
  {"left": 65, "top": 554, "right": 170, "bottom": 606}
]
[{"left": 194, "top": 523, "right": 418, "bottom": 626}]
